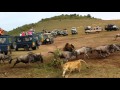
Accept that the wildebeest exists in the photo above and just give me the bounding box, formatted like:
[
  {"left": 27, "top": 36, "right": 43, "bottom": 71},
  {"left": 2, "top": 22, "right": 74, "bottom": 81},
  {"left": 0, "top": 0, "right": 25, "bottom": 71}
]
[
  {"left": 48, "top": 50, "right": 77, "bottom": 61},
  {"left": 12, "top": 52, "right": 43, "bottom": 67},
  {"left": 74, "top": 47, "right": 93, "bottom": 59},
  {"left": 0, "top": 54, "right": 12, "bottom": 64},
  {"left": 30, "top": 53, "right": 43, "bottom": 63},
  {"left": 109, "top": 44, "right": 120, "bottom": 52},
  {"left": 93, "top": 44, "right": 120, "bottom": 57},
  {"left": 63, "top": 43, "right": 75, "bottom": 52},
  {"left": 62, "top": 59, "right": 88, "bottom": 78}
]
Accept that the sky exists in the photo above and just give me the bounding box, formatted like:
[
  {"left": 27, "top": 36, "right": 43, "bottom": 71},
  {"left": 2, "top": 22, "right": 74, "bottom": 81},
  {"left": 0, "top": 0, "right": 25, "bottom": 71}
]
[{"left": 1, "top": 12, "right": 120, "bottom": 31}]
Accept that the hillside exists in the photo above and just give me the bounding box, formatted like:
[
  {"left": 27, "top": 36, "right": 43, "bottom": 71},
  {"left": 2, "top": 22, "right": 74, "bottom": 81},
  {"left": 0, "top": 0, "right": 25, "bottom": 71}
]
[
  {"left": 7, "top": 14, "right": 120, "bottom": 36},
  {"left": 7, "top": 14, "right": 102, "bottom": 36},
  {"left": 8, "top": 19, "right": 120, "bottom": 36}
]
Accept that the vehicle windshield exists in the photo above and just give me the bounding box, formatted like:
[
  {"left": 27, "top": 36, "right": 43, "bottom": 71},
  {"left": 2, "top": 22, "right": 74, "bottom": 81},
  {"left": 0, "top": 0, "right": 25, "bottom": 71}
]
[
  {"left": 72, "top": 27, "right": 76, "bottom": 29},
  {"left": 16, "top": 38, "right": 22, "bottom": 42},
  {"left": 34, "top": 36, "right": 39, "bottom": 40},
  {"left": 0, "top": 37, "right": 7, "bottom": 44},
  {"left": 16, "top": 37, "right": 33, "bottom": 42},
  {"left": 43, "top": 34, "right": 51, "bottom": 38},
  {"left": 24, "top": 37, "right": 33, "bottom": 42}
]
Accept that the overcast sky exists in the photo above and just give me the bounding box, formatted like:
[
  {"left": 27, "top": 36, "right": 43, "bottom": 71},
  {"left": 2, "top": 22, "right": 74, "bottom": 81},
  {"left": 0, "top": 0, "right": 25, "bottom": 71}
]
[{"left": 0, "top": 12, "right": 120, "bottom": 31}]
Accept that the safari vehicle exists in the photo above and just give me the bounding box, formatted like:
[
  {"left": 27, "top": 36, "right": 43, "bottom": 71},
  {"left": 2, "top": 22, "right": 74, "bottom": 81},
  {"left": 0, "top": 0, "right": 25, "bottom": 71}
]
[
  {"left": 84, "top": 26, "right": 92, "bottom": 30},
  {"left": 14, "top": 34, "right": 41, "bottom": 51},
  {"left": 42, "top": 33, "right": 54, "bottom": 44},
  {"left": 85, "top": 26, "right": 102, "bottom": 34},
  {"left": 71, "top": 27, "right": 78, "bottom": 35},
  {"left": 105, "top": 24, "right": 119, "bottom": 31},
  {"left": 51, "top": 30, "right": 57, "bottom": 38},
  {"left": 0, "top": 35, "right": 15, "bottom": 55},
  {"left": 61, "top": 30, "right": 68, "bottom": 36}
]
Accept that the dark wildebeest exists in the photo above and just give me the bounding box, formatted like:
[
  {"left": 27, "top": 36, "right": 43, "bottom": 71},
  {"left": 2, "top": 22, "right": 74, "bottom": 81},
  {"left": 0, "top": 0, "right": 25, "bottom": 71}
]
[
  {"left": 0, "top": 54, "right": 13, "bottom": 64},
  {"left": 109, "top": 44, "right": 120, "bottom": 53},
  {"left": 30, "top": 53, "right": 43, "bottom": 63},
  {"left": 93, "top": 44, "right": 120, "bottom": 58},
  {"left": 48, "top": 49, "right": 77, "bottom": 61},
  {"left": 12, "top": 52, "right": 43, "bottom": 67},
  {"left": 63, "top": 43, "right": 75, "bottom": 52}
]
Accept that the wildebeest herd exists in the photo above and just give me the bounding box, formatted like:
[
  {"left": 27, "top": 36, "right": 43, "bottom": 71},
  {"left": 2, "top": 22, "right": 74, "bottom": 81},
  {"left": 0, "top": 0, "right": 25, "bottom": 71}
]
[{"left": 49, "top": 43, "right": 120, "bottom": 59}]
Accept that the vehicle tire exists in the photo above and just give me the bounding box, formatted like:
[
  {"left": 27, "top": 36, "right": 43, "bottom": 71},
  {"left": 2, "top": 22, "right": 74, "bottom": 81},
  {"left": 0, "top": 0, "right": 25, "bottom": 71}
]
[
  {"left": 52, "top": 40, "right": 54, "bottom": 43},
  {"left": 15, "top": 47, "right": 18, "bottom": 51},
  {"left": 4, "top": 52, "right": 8, "bottom": 55},
  {"left": 32, "top": 47, "right": 36, "bottom": 50},
  {"left": 42, "top": 42, "right": 44, "bottom": 45}
]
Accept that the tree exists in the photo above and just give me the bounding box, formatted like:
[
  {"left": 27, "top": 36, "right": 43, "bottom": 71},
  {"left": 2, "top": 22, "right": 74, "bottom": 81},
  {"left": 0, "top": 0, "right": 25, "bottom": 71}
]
[{"left": 86, "top": 14, "right": 92, "bottom": 18}]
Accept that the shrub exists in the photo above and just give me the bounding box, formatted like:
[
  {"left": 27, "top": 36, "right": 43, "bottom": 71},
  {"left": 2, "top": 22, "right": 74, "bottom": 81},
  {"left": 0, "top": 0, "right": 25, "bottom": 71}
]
[{"left": 47, "top": 49, "right": 65, "bottom": 68}]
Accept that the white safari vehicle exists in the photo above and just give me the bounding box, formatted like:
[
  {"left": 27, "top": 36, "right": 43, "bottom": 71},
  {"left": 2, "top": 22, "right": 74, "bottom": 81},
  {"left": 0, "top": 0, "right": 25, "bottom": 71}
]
[
  {"left": 85, "top": 26, "right": 102, "bottom": 34},
  {"left": 71, "top": 27, "right": 78, "bottom": 35}
]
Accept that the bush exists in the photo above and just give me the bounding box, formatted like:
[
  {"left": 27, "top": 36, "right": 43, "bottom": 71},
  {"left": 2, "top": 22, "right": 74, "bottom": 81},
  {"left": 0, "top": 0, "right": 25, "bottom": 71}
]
[
  {"left": 49, "top": 59, "right": 64, "bottom": 68},
  {"left": 47, "top": 49, "right": 66, "bottom": 68}
]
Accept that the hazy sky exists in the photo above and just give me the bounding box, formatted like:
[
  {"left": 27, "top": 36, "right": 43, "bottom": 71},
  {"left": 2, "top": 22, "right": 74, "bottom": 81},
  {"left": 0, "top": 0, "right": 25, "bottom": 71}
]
[{"left": 0, "top": 12, "right": 120, "bottom": 31}]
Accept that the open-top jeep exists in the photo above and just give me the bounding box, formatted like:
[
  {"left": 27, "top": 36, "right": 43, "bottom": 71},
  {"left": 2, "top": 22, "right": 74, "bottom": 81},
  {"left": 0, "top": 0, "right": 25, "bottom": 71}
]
[
  {"left": 0, "top": 35, "right": 15, "bottom": 55},
  {"left": 14, "top": 34, "right": 41, "bottom": 51},
  {"left": 42, "top": 33, "right": 54, "bottom": 44}
]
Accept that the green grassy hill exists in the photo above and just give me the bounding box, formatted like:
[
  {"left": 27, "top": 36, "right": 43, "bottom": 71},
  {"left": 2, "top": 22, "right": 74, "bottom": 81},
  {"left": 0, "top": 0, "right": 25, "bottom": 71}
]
[{"left": 7, "top": 14, "right": 120, "bottom": 36}]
